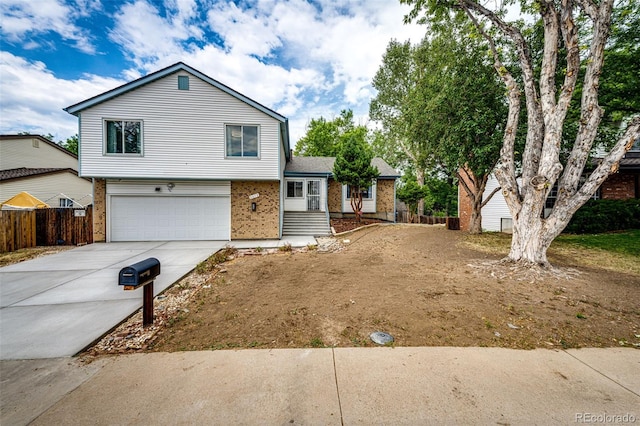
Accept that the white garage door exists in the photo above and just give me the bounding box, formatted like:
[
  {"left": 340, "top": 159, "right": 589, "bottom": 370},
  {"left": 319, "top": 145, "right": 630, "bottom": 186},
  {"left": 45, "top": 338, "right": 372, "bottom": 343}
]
[{"left": 110, "top": 196, "right": 230, "bottom": 241}]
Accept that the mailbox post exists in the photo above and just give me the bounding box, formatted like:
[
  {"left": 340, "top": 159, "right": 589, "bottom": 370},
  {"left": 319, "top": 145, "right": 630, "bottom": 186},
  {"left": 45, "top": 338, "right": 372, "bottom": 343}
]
[{"left": 119, "top": 258, "right": 161, "bottom": 326}]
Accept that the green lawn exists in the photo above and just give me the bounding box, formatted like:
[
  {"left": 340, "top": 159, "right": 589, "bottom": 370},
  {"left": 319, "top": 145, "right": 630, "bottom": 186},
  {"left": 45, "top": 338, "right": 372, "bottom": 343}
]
[{"left": 556, "top": 229, "right": 640, "bottom": 257}]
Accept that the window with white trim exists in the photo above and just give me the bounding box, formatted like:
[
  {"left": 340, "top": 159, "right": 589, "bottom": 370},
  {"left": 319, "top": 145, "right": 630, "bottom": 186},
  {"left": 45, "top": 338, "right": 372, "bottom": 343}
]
[
  {"left": 346, "top": 185, "right": 373, "bottom": 199},
  {"left": 105, "top": 120, "right": 142, "bottom": 154},
  {"left": 226, "top": 125, "right": 259, "bottom": 157},
  {"left": 286, "top": 181, "right": 304, "bottom": 198}
]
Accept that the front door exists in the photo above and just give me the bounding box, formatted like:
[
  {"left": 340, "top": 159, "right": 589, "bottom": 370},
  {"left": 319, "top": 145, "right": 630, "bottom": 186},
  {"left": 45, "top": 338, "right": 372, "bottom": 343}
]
[{"left": 307, "top": 180, "right": 321, "bottom": 211}]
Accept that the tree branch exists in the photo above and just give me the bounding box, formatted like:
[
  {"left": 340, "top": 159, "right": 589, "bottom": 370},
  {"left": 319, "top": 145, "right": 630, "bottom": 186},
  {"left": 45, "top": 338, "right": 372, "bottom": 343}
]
[
  {"left": 481, "top": 185, "right": 502, "bottom": 209},
  {"left": 462, "top": 8, "right": 521, "bottom": 210},
  {"left": 558, "top": 0, "right": 615, "bottom": 199},
  {"left": 575, "top": 0, "right": 598, "bottom": 19},
  {"left": 459, "top": 0, "right": 544, "bottom": 189},
  {"left": 552, "top": 116, "right": 640, "bottom": 225}
]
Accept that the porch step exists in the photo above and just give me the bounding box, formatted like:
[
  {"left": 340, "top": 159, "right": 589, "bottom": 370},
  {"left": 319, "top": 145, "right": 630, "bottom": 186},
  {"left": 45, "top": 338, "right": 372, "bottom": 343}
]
[{"left": 283, "top": 212, "right": 331, "bottom": 236}]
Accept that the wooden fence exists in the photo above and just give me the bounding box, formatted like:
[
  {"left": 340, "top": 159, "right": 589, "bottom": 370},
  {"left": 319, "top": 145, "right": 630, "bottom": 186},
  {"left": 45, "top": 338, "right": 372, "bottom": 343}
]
[
  {"left": 397, "top": 211, "right": 448, "bottom": 225},
  {"left": 0, "top": 210, "right": 36, "bottom": 252},
  {"left": 1, "top": 207, "right": 93, "bottom": 253}
]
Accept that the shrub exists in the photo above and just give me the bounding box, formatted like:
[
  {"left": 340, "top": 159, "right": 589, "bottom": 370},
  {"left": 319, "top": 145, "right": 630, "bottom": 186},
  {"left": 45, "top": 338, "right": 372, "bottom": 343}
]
[{"left": 565, "top": 199, "right": 640, "bottom": 234}]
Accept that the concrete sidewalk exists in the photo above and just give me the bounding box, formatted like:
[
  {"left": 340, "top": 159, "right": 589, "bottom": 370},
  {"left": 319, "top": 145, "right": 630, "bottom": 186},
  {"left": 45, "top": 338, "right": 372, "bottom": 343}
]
[
  {"left": 1, "top": 347, "right": 638, "bottom": 425},
  {"left": 0, "top": 237, "right": 315, "bottom": 360}
]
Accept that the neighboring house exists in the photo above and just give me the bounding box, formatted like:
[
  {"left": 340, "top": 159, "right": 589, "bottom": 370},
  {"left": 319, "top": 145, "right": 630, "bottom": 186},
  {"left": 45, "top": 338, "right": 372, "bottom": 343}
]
[
  {"left": 0, "top": 135, "right": 92, "bottom": 208},
  {"left": 64, "top": 62, "right": 399, "bottom": 242},
  {"left": 458, "top": 141, "right": 640, "bottom": 232}
]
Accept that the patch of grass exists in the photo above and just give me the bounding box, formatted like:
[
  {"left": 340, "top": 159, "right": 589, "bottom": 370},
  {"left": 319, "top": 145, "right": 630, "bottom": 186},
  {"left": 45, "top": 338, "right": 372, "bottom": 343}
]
[
  {"left": 278, "top": 243, "right": 292, "bottom": 252},
  {"left": 462, "top": 230, "right": 640, "bottom": 275},
  {"left": 307, "top": 244, "right": 318, "bottom": 251},
  {"left": 309, "top": 337, "right": 324, "bottom": 348},
  {"left": 555, "top": 230, "right": 640, "bottom": 257},
  {"left": 576, "top": 312, "right": 587, "bottom": 320}
]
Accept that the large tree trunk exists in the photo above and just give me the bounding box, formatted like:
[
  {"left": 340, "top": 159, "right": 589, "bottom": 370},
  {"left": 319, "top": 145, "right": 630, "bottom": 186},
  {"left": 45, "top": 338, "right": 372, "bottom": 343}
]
[
  {"left": 416, "top": 168, "right": 425, "bottom": 222},
  {"left": 458, "top": 167, "right": 499, "bottom": 235}
]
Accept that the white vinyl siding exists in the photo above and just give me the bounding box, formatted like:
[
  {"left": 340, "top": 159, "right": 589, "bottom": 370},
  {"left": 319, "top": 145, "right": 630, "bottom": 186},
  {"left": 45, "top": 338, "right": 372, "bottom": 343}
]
[
  {"left": 78, "top": 72, "right": 281, "bottom": 180},
  {"left": 479, "top": 175, "right": 513, "bottom": 232}
]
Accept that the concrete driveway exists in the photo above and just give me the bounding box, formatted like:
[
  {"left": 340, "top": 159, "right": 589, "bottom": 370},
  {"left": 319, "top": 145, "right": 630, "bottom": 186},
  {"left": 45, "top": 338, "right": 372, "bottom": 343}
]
[{"left": 0, "top": 241, "right": 226, "bottom": 360}]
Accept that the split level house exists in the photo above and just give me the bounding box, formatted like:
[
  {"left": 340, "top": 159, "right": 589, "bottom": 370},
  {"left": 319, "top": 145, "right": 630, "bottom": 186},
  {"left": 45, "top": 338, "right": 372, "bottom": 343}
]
[
  {"left": 0, "top": 134, "right": 92, "bottom": 209},
  {"left": 458, "top": 140, "right": 640, "bottom": 232},
  {"left": 65, "top": 62, "right": 398, "bottom": 242}
]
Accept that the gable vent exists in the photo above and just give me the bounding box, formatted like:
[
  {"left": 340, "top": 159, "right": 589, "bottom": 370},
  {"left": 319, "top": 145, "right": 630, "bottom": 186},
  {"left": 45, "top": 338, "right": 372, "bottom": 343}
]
[{"left": 178, "top": 75, "right": 189, "bottom": 90}]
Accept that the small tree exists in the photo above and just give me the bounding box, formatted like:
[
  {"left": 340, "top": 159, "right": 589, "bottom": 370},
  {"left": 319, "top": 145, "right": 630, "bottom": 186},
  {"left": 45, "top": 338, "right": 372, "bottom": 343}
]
[
  {"left": 397, "top": 177, "right": 428, "bottom": 222},
  {"left": 333, "top": 136, "right": 380, "bottom": 222}
]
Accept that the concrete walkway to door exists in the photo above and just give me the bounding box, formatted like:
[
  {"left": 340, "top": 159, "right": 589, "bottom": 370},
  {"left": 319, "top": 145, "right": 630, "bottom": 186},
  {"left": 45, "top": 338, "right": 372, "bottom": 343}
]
[{"left": 0, "top": 237, "right": 315, "bottom": 360}]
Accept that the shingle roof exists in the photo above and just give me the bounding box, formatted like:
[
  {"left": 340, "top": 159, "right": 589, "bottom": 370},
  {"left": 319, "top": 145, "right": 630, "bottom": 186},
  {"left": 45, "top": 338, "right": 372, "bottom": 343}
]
[
  {"left": 0, "top": 167, "right": 78, "bottom": 181},
  {"left": 284, "top": 156, "right": 399, "bottom": 178},
  {"left": 620, "top": 156, "right": 640, "bottom": 169}
]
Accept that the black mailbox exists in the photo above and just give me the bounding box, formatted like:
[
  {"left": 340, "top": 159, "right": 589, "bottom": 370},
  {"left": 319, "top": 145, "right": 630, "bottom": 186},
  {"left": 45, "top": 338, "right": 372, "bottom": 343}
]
[{"left": 119, "top": 257, "right": 161, "bottom": 290}]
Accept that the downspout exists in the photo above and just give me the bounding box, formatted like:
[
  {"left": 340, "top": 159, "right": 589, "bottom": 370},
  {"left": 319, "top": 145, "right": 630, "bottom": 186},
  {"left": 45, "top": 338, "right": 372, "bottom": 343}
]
[
  {"left": 393, "top": 179, "right": 397, "bottom": 223},
  {"left": 325, "top": 174, "right": 331, "bottom": 232}
]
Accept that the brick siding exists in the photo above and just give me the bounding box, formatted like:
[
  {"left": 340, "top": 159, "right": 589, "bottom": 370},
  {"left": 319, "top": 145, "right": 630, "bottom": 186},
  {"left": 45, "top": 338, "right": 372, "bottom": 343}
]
[
  {"left": 375, "top": 179, "right": 396, "bottom": 221},
  {"left": 93, "top": 178, "right": 107, "bottom": 242},
  {"left": 600, "top": 172, "right": 638, "bottom": 200},
  {"left": 231, "top": 181, "right": 280, "bottom": 239},
  {"left": 327, "top": 179, "right": 342, "bottom": 212}
]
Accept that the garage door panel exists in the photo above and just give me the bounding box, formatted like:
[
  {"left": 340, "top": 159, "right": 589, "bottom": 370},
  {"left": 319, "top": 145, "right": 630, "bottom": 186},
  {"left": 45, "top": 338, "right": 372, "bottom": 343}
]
[{"left": 110, "top": 196, "right": 229, "bottom": 241}]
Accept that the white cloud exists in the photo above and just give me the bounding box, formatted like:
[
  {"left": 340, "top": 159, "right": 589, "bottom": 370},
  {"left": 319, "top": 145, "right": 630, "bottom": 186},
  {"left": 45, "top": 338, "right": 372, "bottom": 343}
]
[
  {"left": 1, "top": 0, "right": 427, "bottom": 143},
  {"left": 0, "top": 0, "right": 98, "bottom": 54},
  {"left": 0, "top": 52, "right": 124, "bottom": 140}
]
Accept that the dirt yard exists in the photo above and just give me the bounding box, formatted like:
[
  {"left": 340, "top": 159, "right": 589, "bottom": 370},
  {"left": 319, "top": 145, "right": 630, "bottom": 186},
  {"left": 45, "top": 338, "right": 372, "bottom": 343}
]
[{"left": 105, "top": 225, "right": 637, "bottom": 354}]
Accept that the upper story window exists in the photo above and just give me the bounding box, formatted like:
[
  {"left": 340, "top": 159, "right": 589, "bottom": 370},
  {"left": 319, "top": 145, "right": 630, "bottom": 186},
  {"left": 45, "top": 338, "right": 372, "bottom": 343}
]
[
  {"left": 226, "top": 124, "right": 259, "bottom": 158},
  {"left": 346, "top": 185, "right": 373, "bottom": 200},
  {"left": 105, "top": 120, "right": 142, "bottom": 155},
  {"left": 631, "top": 137, "right": 640, "bottom": 151}
]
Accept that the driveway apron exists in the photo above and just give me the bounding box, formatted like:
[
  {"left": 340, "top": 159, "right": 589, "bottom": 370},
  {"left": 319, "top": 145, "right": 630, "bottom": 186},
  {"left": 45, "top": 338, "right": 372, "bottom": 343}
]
[{"left": 0, "top": 241, "right": 226, "bottom": 360}]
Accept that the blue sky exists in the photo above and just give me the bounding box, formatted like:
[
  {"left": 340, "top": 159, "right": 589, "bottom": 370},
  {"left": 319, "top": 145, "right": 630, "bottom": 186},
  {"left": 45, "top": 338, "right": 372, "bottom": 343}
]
[{"left": 0, "top": 0, "right": 426, "bottom": 143}]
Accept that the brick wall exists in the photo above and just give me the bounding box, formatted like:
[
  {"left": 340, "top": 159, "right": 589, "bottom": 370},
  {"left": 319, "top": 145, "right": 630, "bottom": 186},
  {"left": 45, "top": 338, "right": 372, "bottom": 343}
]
[
  {"left": 600, "top": 172, "right": 638, "bottom": 200},
  {"left": 375, "top": 179, "right": 395, "bottom": 221},
  {"left": 457, "top": 169, "right": 473, "bottom": 232},
  {"left": 231, "top": 181, "right": 280, "bottom": 239},
  {"left": 92, "top": 178, "right": 106, "bottom": 242},
  {"left": 327, "top": 179, "right": 342, "bottom": 212}
]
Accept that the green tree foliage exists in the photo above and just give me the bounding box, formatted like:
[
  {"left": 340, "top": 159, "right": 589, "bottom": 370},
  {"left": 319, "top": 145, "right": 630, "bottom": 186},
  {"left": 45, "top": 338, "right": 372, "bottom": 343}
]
[
  {"left": 370, "top": 24, "right": 506, "bottom": 232},
  {"left": 58, "top": 135, "right": 78, "bottom": 155},
  {"left": 332, "top": 135, "right": 380, "bottom": 222},
  {"left": 396, "top": 176, "right": 428, "bottom": 220},
  {"left": 294, "top": 110, "right": 367, "bottom": 157}
]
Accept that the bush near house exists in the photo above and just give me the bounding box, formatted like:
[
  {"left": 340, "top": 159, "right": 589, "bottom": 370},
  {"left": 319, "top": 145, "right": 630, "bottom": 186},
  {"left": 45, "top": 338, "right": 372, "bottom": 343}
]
[{"left": 565, "top": 199, "right": 640, "bottom": 234}]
